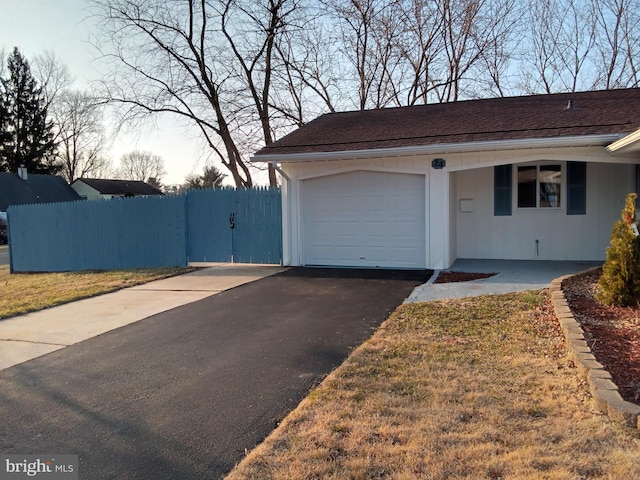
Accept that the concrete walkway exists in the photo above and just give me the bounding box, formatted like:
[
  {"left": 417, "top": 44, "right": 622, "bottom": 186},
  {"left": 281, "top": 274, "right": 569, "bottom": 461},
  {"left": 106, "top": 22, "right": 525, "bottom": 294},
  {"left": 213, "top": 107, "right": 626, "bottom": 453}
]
[
  {"left": 406, "top": 259, "right": 602, "bottom": 303},
  {"left": 0, "top": 264, "right": 285, "bottom": 371}
]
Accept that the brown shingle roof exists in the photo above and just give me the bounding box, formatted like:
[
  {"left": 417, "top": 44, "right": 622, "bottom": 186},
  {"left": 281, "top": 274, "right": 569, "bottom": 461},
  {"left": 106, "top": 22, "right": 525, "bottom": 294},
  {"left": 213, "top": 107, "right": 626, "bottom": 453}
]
[{"left": 255, "top": 88, "right": 640, "bottom": 156}]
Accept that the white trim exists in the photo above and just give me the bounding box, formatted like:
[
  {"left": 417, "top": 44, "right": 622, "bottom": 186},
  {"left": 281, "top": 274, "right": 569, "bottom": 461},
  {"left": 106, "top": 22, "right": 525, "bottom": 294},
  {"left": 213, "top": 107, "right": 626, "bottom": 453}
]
[
  {"left": 252, "top": 134, "right": 623, "bottom": 163},
  {"left": 295, "top": 165, "right": 427, "bottom": 181},
  {"left": 607, "top": 128, "right": 640, "bottom": 154}
]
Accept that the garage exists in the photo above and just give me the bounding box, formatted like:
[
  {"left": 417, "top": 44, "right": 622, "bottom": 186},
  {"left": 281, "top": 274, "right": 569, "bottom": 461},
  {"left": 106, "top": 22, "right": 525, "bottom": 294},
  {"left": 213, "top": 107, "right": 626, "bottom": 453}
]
[{"left": 301, "top": 171, "right": 426, "bottom": 268}]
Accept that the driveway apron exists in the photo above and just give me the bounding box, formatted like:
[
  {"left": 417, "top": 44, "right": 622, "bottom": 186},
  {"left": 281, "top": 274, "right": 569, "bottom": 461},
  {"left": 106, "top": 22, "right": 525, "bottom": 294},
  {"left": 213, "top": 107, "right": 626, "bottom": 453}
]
[{"left": 0, "top": 268, "right": 430, "bottom": 479}]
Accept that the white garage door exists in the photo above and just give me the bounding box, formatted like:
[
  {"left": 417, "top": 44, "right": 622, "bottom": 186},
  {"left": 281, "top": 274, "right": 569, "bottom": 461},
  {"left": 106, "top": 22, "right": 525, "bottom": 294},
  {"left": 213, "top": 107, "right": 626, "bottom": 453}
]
[{"left": 302, "top": 171, "right": 426, "bottom": 268}]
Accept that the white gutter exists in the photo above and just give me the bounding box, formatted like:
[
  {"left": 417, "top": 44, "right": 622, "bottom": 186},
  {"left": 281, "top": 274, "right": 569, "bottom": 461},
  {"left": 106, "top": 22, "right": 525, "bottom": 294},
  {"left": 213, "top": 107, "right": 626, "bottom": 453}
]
[
  {"left": 251, "top": 134, "right": 624, "bottom": 163},
  {"left": 606, "top": 128, "right": 640, "bottom": 154}
]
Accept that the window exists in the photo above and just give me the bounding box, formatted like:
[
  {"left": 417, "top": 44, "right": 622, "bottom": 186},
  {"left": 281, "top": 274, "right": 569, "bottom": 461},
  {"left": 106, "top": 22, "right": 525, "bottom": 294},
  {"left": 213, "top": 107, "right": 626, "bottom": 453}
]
[
  {"left": 494, "top": 162, "right": 586, "bottom": 216},
  {"left": 517, "top": 164, "right": 561, "bottom": 208}
]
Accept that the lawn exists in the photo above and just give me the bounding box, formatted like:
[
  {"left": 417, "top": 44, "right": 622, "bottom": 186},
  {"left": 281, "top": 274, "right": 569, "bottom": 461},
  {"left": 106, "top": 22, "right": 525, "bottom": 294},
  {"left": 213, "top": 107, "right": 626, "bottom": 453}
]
[
  {"left": 227, "top": 291, "right": 640, "bottom": 479},
  {"left": 0, "top": 265, "right": 194, "bottom": 319}
]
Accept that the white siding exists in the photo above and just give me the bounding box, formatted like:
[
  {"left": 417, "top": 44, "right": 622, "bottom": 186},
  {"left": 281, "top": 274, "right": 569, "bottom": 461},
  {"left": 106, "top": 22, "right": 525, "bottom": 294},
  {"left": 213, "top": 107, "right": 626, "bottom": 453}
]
[
  {"left": 70, "top": 182, "right": 102, "bottom": 200},
  {"left": 455, "top": 162, "right": 635, "bottom": 260},
  {"left": 277, "top": 145, "right": 640, "bottom": 269}
]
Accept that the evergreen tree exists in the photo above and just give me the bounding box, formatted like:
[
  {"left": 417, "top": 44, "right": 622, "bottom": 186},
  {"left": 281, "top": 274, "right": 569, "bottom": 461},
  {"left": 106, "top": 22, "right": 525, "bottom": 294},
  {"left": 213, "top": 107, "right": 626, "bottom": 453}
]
[
  {"left": 598, "top": 193, "right": 640, "bottom": 306},
  {"left": 0, "top": 84, "right": 9, "bottom": 167},
  {"left": 184, "top": 165, "right": 226, "bottom": 189},
  {"left": 0, "top": 47, "right": 57, "bottom": 174}
]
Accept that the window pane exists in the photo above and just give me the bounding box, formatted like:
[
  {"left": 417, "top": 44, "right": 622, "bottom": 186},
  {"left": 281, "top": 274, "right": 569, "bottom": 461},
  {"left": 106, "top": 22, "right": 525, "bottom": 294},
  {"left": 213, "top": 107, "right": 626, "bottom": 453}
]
[
  {"left": 539, "top": 165, "right": 561, "bottom": 208},
  {"left": 517, "top": 166, "right": 536, "bottom": 208}
]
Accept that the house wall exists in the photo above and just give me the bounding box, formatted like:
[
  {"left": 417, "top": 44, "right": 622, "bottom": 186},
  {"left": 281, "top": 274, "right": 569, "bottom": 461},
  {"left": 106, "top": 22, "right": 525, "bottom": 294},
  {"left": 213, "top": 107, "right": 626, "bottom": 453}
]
[
  {"left": 71, "top": 182, "right": 102, "bottom": 200},
  {"left": 455, "top": 162, "right": 635, "bottom": 260},
  {"left": 277, "top": 144, "right": 639, "bottom": 269}
]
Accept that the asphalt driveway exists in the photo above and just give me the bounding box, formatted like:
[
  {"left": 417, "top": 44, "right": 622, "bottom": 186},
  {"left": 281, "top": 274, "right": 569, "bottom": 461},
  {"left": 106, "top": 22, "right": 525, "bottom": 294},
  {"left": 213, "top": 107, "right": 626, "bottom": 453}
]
[{"left": 0, "top": 267, "right": 430, "bottom": 479}]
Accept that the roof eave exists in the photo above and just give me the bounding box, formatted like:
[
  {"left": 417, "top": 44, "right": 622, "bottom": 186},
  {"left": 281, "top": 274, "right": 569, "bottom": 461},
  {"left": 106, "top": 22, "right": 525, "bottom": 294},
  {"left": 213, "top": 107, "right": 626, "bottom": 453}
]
[
  {"left": 606, "top": 128, "right": 640, "bottom": 155},
  {"left": 252, "top": 134, "right": 625, "bottom": 163}
]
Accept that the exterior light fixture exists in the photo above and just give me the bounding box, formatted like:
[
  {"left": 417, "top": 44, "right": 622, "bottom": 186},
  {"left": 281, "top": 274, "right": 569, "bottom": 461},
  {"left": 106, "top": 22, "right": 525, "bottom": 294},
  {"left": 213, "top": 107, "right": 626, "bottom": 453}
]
[{"left": 431, "top": 158, "right": 446, "bottom": 169}]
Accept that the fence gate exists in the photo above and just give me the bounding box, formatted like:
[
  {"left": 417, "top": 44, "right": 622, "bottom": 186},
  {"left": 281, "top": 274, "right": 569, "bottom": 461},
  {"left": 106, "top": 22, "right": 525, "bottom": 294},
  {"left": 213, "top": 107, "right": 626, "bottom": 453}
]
[{"left": 186, "top": 188, "right": 282, "bottom": 264}]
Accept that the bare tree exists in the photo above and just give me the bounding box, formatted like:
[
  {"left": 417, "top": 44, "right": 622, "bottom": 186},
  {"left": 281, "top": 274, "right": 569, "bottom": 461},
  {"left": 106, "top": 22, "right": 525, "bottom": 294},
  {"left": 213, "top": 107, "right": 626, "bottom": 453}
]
[
  {"left": 90, "top": 0, "right": 300, "bottom": 188},
  {"left": 274, "top": 15, "right": 345, "bottom": 120},
  {"left": 32, "top": 50, "right": 73, "bottom": 112},
  {"left": 320, "top": 0, "right": 399, "bottom": 110},
  {"left": 52, "top": 90, "right": 111, "bottom": 182},
  {"left": 471, "top": 0, "right": 523, "bottom": 97},
  {"left": 117, "top": 150, "right": 166, "bottom": 183},
  {"left": 219, "top": 0, "right": 299, "bottom": 186},
  {"left": 315, "top": 0, "right": 521, "bottom": 107},
  {"left": 520, "top": 0, "right": 598, "bottom": 93},
  {"left": 394, "top": 0, "right": 445, "bottom": 105},
  {"left": 591, "top": 0, "right": 640, "bottom": 89}
]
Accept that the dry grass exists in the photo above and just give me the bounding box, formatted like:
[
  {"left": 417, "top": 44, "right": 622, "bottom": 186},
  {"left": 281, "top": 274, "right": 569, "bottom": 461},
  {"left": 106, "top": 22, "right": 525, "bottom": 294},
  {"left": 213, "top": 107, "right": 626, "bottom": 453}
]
[
  {"left": 227, "top": 291, "right": 640, "bottom": 480},
  {"left": 0, "top": 265, "right": 193, "bottom": 319}
]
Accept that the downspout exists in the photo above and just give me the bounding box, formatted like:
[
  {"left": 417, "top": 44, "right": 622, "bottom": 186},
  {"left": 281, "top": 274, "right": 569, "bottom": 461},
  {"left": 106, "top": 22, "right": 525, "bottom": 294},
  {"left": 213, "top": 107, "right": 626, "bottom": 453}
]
[{"left": 272, "top": 160, "right": 289, "bottom": 181}]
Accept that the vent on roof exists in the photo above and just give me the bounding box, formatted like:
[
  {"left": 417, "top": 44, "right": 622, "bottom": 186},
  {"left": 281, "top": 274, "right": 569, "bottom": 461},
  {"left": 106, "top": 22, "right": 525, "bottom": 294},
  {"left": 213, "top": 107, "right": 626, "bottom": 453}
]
[{"left": 565, "top": 100, "right": 575, "bottom": 110}]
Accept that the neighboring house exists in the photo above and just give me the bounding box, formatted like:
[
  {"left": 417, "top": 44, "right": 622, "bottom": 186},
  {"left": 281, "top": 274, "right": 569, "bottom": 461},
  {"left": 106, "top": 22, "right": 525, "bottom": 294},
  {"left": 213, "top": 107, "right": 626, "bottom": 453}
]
[
  {"left": 253, "top": 88, "right": 640, "bottom": 270},
  {"left": 0, "top": 169, "right": 81, "bottom": 215},
  {"left": 71, "top": 178, "right": 164, "bottom": 200}
]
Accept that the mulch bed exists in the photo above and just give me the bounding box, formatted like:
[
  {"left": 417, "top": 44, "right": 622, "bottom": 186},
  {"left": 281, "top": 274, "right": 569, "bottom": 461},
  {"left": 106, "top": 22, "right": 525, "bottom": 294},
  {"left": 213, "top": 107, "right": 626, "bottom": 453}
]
[
  {"left": 562, "top": 268, "right": 640, "bottom": 404},
  {"left": 434, "top": 272, "right": 497, "bottom": 283}
]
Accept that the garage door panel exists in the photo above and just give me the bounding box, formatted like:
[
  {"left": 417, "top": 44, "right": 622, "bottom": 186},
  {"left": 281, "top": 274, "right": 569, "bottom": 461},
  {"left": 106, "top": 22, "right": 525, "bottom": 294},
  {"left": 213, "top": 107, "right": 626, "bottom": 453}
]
[{"left": 302, "top": 171, "right": 426, "bottom": 268}]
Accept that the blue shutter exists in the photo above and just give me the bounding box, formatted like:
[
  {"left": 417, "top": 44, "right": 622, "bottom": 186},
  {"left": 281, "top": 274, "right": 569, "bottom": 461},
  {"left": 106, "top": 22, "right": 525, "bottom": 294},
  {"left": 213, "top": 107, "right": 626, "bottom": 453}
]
[
  {"left": 494, "top": 165, "right": 512, "bottom": 216},
  {"left": 566, "top": 162, "right": 586, "bottom": 215}
]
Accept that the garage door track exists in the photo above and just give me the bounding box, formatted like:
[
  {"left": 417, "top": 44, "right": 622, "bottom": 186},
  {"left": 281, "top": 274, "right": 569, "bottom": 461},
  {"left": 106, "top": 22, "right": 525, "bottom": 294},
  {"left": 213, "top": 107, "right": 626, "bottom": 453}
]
[{"left": 0, "top": 268, "right": 430, "bottom": 479}]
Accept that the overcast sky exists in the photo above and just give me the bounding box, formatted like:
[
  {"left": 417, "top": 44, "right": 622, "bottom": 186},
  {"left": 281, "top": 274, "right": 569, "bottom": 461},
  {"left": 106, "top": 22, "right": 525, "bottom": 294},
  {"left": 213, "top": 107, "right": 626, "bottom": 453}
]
[{"left": 0, "top": 0, "right": 217, "bottom": 185}]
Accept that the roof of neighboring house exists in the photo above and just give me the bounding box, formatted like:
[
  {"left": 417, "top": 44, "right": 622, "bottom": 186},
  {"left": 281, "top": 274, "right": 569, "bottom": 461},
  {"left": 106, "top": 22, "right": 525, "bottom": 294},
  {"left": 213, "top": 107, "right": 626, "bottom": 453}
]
[
  {"left": 0, "top": 173, "right": 81, "bottom": 212},
  {"left": 255, "top": 88, "right": 640, "bottom": 157},
  {"left": 73, "top": 178, "right": 164, "bottom": 196}
]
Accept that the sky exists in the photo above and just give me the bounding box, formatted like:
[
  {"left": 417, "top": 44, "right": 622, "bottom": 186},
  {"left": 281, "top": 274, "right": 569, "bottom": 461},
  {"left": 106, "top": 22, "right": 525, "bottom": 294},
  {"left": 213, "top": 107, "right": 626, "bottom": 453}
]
[{"left": 0, "top": 0, "right": 220, "bottom": 186}]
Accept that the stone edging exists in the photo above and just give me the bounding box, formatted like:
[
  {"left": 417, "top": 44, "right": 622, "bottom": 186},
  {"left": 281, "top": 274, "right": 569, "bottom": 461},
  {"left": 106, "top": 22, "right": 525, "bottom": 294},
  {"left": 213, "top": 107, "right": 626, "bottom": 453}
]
[{"left": 550, "top": 269, "right": 640, "bottom": 429}]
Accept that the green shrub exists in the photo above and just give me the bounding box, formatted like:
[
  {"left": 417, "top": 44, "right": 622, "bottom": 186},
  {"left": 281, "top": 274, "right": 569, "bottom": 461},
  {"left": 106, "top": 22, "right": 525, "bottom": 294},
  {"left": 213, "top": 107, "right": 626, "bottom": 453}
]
[{"left": 598, "top": 193, "right": 640, "bottom": 306}]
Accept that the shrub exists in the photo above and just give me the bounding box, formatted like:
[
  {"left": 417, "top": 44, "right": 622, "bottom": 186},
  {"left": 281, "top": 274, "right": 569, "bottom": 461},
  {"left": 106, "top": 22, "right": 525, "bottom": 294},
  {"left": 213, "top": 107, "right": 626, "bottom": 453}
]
[{"left": 598, "top": 193, "right": 640, "bottom": 306}]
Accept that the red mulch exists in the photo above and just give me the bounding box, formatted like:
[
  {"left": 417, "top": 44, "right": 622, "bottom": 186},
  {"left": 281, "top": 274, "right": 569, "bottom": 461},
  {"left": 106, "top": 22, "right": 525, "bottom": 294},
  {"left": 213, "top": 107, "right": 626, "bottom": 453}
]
[
  {"left": 562, "top": 268, "right": 640, "bottom": 404},
  {"left": 434, "top": 272, "right": 497, "bottom": 283}
]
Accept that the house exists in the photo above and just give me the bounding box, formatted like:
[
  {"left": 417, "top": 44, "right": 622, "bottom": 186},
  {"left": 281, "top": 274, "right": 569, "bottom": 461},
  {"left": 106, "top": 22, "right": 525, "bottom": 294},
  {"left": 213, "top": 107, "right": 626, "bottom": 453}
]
[
  {"left": 71, "top": 178, "right": 164, "bottom": 200},
  {"left": 0, "top": 169, "right": 81, "bottom": 215},
  {"left": 252, "top": 88, "right": 640, "bottom": 270}
]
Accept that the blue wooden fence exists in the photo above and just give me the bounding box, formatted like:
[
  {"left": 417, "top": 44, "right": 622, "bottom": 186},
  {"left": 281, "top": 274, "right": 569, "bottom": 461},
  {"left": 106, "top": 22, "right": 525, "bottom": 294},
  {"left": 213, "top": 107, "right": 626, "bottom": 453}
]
[
  {"left": 186, "top": 188, "right": 282, "bottom": 264},
  {"left": 7, "top": 187, "right": 281, "bottom": 272}
]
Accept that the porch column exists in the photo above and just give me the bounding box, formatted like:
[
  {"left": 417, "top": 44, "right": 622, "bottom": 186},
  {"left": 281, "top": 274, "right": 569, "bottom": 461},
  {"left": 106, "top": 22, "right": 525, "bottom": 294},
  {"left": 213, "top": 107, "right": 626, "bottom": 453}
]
[{"left": 429, "top": 167, "right": 451, "bottom": 270}]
